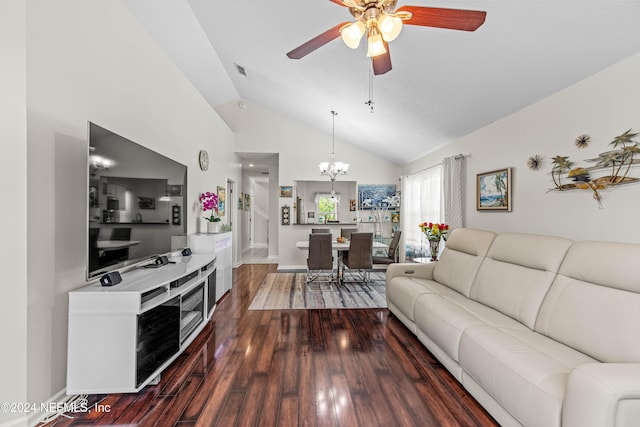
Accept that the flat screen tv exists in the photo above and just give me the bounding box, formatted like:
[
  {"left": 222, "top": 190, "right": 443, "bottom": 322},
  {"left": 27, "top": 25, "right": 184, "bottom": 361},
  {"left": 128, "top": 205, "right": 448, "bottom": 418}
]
[{"left": 87, "top": 122, "right": 187, "bottom": 279}]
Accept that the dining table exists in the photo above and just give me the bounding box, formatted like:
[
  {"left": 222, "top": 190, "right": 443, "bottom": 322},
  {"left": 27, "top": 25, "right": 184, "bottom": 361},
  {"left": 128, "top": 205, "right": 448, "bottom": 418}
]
[{"left": 296, "top": 239, "right": 388, "bottom": 284}]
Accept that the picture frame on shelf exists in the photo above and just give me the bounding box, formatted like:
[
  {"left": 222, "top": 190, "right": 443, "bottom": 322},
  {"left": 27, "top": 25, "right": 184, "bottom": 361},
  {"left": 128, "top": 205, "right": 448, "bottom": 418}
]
[{"left": 476, "top": 167, "right": 512, "bottom": 211}]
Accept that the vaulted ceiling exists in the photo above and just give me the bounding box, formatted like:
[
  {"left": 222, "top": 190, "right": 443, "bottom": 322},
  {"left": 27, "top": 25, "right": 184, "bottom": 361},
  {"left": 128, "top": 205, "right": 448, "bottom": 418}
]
[{"left": 125, "top": 0, "right": 640, "bottom": 165}]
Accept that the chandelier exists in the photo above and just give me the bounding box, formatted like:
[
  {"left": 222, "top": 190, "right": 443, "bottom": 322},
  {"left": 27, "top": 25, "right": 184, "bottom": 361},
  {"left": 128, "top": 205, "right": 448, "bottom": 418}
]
[{"left": 319, "top": 110, "right": 349, "bottom": 180}]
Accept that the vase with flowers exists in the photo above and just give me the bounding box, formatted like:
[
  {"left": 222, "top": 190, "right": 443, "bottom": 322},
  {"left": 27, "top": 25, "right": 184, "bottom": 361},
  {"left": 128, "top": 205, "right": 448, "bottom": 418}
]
[
  {"left": 200, "top": 191, "right": 221, "bottom": 233},
  {"left": 419, "top": 222, "right": 449, "bottom": 261}
]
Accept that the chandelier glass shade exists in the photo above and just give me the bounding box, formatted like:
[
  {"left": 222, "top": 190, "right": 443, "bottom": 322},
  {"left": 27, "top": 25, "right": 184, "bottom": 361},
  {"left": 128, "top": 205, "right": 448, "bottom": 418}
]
[{"left": 319, "top": 111, "right": 349, "bottom": 180}]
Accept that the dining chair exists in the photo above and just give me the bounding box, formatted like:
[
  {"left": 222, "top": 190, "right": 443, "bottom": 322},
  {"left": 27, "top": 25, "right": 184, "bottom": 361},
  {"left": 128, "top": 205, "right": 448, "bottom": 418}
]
[
  {"left": 311, "top": 228, "right": 330, "bottom": 233},
  {"left": 372, "top": 231, "right": 402, "bottom": 267},
  {"left": 341, "top": 232, "right": 373, "bottom": 284},
  {"left": 340, "top": 228, "right": 359, "bottom": 240},
  {"left": 306, "top": 233, "right": 334, "bottom": 288}
]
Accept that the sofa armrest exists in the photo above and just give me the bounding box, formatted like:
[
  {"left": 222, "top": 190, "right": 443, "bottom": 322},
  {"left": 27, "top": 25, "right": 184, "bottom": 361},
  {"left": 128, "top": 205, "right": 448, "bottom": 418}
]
[
  {"left": 386, "top": 263, "right": 435, "bottom": 282},
  {"left": 563, "top": 363, "right": 640, "bottom": 427}
]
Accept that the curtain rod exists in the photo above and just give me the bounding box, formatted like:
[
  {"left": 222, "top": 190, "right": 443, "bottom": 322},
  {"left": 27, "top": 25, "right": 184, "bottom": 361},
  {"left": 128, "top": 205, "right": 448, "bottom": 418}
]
[{"left": 403, "top": 153, "right": 468, "bottom": 178}]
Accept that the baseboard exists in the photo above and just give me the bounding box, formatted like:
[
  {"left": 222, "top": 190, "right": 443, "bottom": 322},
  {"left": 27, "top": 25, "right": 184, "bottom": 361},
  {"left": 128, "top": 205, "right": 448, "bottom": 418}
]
[
  {"left": 27, "top": 388, "right": 91, "bottom": 427},
  {"left": 2, "top": 413, "right": 27, "bottom": 427},
  {"left": 276, "top": 264, "right": 306, "bottom": 271}
]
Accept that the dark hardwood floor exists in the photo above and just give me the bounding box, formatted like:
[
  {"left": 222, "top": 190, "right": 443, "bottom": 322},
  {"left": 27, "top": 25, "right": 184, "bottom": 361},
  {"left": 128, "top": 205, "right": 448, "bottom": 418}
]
[{"left": 45, "top": 264, "right": 497, "bottom": 426}]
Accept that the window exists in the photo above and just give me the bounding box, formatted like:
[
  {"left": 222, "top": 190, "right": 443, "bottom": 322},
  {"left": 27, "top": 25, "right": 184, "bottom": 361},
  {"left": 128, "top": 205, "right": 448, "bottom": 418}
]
[
  {"left": 402, "top": 165, "right": 442, "bottom": 260},
  {"left": 317, "top": 194, "right": 338, "bottom": 222}
]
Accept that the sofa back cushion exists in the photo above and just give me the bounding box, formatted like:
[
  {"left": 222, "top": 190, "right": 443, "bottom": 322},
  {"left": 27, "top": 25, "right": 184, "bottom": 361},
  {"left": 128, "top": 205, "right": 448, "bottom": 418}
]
[
  {"left": 535, "top": 240, "right": 640, "bottom": 362},
  {"left": 469, "top": 233, "right": 573, "bottom": 329},
  {"left": 433, "top": 228, "right": 497, "bottom": 297}
]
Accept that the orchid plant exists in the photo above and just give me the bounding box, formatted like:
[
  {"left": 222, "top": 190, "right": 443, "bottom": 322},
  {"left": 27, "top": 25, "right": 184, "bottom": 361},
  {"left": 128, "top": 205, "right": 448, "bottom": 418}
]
[{"left": 199, "top": 191, "right": 220, "bottom": 222}]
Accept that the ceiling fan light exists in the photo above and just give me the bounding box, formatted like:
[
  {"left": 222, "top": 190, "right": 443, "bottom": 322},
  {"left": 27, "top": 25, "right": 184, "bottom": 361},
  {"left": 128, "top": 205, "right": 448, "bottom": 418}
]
[
  {"left": 340, "top": 21, "right": 365, "bottom": 49},
  {"left": 378, "top": 14, "right": 402, "bottom": 42},
  {"left": 367, "top": 32, "right": 386, "bottom": 57}
]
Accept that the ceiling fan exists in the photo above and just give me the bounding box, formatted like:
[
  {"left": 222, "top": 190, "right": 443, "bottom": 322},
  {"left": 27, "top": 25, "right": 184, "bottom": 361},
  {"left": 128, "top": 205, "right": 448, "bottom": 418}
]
[{"left": 286, "top": 0, "right": 486, "bottom": 75}]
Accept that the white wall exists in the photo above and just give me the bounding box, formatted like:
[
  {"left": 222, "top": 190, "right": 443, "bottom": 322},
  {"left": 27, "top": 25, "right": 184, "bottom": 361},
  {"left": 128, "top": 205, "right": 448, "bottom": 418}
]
[
  {"left": 216, "top": 101, "right": 402, "bottom": 267},
  {"left": 25, "top": 0, "right": 238, "bottom": 408},
  {"left": 0, "top": 1, "right": 28, "bottom": 425},
  {"left": 404, "top": 51, "right": 640, "bottom": 243}
]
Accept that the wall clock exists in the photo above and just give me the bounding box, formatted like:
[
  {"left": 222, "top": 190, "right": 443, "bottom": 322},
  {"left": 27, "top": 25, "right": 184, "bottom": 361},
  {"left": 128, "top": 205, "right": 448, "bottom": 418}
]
[{"left": 198, "top": 150, "right": 209, "bottom": 171}]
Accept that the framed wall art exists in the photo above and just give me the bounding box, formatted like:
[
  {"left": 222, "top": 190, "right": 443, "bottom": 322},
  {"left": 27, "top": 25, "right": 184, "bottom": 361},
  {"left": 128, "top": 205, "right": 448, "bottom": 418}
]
[
  {"left": 476, "top": 168, "right": 512, "bottom": 211},
  {"left": 243, "top": 193, "right": 251, "bottom": 211},
  {"left": 217, "top": 185, "right": 225, "bottom": 216},
  {"left": 280, "top": 186, "right": 293, "bottom": 197}
]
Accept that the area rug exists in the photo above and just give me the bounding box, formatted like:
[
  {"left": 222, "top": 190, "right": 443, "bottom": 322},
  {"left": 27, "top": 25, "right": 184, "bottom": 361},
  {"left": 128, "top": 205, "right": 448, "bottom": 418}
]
[{"left": 248, "top": 272, "right": 387, "bottom": 310}]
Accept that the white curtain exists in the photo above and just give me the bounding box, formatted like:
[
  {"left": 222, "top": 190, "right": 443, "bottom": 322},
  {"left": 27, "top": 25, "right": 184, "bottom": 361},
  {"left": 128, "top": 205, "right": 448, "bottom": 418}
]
[
  {"left": 442, "top": 155, "right": 464, "bottom": 230},
  {"left": 400, "top": 165, "right": 441, "bottom": 261}
]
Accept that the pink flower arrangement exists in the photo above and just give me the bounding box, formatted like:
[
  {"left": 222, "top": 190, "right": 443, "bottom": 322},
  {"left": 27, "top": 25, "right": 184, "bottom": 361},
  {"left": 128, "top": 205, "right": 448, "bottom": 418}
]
[{"left": 199, "top": 191, "right": 220, "bottom": 222}]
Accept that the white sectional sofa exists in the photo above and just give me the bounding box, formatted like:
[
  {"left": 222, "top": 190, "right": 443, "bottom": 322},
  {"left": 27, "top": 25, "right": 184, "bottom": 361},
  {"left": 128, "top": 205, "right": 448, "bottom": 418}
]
[{"left": 386, "top": 228, "right": 640, "bottom": 427}]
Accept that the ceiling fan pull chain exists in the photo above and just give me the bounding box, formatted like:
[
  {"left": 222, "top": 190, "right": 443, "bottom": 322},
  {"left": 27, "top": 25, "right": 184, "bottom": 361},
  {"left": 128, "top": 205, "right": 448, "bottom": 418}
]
[{"left": 365, "top": 67, "right": 375, "bottom": 113}]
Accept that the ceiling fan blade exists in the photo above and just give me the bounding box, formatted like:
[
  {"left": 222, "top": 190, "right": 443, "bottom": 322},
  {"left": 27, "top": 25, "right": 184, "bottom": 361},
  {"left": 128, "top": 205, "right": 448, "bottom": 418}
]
[
  {"left": 328, "top": 0, "right": 348, "bottom": 6},
  {"left": 397, "top": 6, "right": 486, "bottom": 31},
  {"left": 372, "top": 42, "right": 392, "bottom": 75},
  {"left": 287, "top": 22, "right": 350, "bottom": 59}
]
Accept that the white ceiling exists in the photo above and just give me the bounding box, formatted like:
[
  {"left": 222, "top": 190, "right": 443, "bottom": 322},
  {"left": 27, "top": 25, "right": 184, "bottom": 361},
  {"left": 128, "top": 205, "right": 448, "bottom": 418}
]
[{"left": 125, "top": 0, "right": 640, "bottom": 166}]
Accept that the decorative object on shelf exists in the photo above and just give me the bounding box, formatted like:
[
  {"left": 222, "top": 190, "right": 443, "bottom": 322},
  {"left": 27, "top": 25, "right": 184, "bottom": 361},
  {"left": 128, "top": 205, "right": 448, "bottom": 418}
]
[
  {"left": 217, "top": 186, "right": 225, "bottom": 216},
  {"left": 280, "top": 186, "right": 293, "bottom": 197},
  {"left": 575, "top": 134, "right": 591, "bottom": 149},
  {"left": 198, "top": 150, "right": 209, "bottom": 171},
  {"left": 172, "top": 205, "right": 181, "bottom": 225},
  {"left": 419, "top": 222, "right": 449, "bottom": 261},
  {"left": 199, "top": 191, "right": 220, "bottom": 230},
  {"left": 476, "top": 168, "right": 512, "bottom": 211},
  {"left": 319, "top": 111, "right": 349, "bottom": 180},
  {"left": 281, "top": 205, "right": 291, "bottom": 225},
  {"left": 527, "top": 155, "right": 542, "bottom": 171},
  {"left": 549, "top": 129, "right": 639, "bottom": 208}
]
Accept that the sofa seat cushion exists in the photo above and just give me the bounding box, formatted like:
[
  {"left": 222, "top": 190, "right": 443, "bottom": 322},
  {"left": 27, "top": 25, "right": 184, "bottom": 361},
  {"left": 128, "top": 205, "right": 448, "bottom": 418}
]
[
  {"left": 387, "top": 276, "right": 463, "bottom": 323},
  {"left": 415, "top": 293, "right": 528, "bottom": 363},
  {"left": 459, "top": 325, "right": 596, "bottom": 427}
]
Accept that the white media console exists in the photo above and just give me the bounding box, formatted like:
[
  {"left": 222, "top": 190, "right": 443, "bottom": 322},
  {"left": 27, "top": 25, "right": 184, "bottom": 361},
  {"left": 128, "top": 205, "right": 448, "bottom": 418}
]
[{"left": 67, "top": 232, "right": 232, "bottom": 394}]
